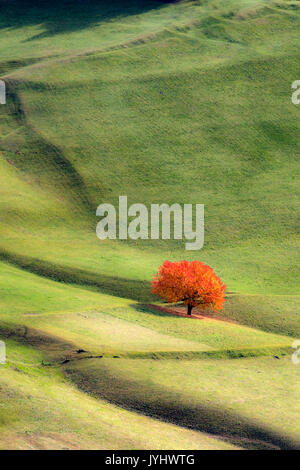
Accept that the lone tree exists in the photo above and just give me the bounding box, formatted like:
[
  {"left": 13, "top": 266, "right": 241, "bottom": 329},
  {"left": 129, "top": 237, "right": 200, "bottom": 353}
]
[{"left": 152, "top": 260, "right": 226, "bottom": 315}]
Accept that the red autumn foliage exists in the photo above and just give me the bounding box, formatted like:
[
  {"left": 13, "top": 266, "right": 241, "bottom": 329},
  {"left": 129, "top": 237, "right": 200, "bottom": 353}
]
[{"left": 152, "top": 260, "right": 226, "bottom": 315}]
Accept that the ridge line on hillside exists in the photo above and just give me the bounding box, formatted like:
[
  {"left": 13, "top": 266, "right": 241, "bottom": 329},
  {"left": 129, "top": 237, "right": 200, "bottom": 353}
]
[
  {"left": 1, "top": 79, "right": 95, "bottom": 212},
  {"left": 0, "top": 247, "right": 151, "bottom": 302},
  {"left": 3, "top": 23, "right": 199, "bottom": 79},
  {"left": 2, "top": 5, "right": 285, "bottom": 80}
]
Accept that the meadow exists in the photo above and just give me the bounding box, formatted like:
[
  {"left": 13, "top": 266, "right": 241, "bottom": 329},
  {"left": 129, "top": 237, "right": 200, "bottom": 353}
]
[{"left": 0, "top": 0, "right": 299, "bottom": 450}]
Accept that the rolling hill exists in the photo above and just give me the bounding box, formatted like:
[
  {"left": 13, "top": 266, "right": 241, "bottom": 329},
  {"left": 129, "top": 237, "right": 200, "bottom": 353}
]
[{"left": 0, "top": 0, "right": 299, "bottom": 450}]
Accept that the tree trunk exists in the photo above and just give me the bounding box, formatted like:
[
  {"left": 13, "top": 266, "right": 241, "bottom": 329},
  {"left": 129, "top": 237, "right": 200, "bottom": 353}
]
[{"left": 187, "top": 304, "right": 193, "bottom": 315}]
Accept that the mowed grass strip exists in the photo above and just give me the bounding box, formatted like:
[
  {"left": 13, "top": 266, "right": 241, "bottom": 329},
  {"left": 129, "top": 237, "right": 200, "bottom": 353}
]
[{"left": 0, "top": 263, "right": 293, "bottom": 358}]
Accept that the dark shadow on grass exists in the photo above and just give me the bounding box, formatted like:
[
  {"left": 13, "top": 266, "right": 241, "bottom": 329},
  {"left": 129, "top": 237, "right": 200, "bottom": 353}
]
[
  {"left": 64, "top": 358, "right": 300, "bottom": 450},
  {"left": 134, "top": 303, "right": 174, "bottom": 317},
  {"left": 0, "top": 0, "right": 172, "bottom": 41},
  {"left": 0, "top": 322, "right": 77, "bottom": 363},
  {"left": 1, "top": 80, "right": 95, "bottom": 213},
  {"left": 0, "top": 57, "right": 47, "bottom": 76},
  {"left": 0, "top": 248, "right": 154, "bottom": 303}
]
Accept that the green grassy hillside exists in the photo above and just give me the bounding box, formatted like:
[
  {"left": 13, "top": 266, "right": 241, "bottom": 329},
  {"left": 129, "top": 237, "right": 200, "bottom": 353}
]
[
  {"left": 65, "top": 355, "right": 300, "bottom": 450},
  {"left": 1, "top": 0, "right": 299, "bottom": 296},
  {"left": 0, "top": 0, "right": 299, "bottom": 450}
]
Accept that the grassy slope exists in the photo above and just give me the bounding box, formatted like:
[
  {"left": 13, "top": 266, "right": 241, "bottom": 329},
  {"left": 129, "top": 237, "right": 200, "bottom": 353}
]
[
  {"left": 65, "top": 356, "right": 300, "bottom": 450},
  {"left": 0, "top": 258, "right": 297, "bottom": 449},
  {"left": 2, "top": 341, "right": 241, "bottom": 450},
  {"left": 0, "top": 0, "right": 299, "bottom": 449},
  {"left": 1, "top": 1, "right": 299, "bottom": 297},
  {"left": 0, "top": 262, "right": 293, "bottom": 357}
]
